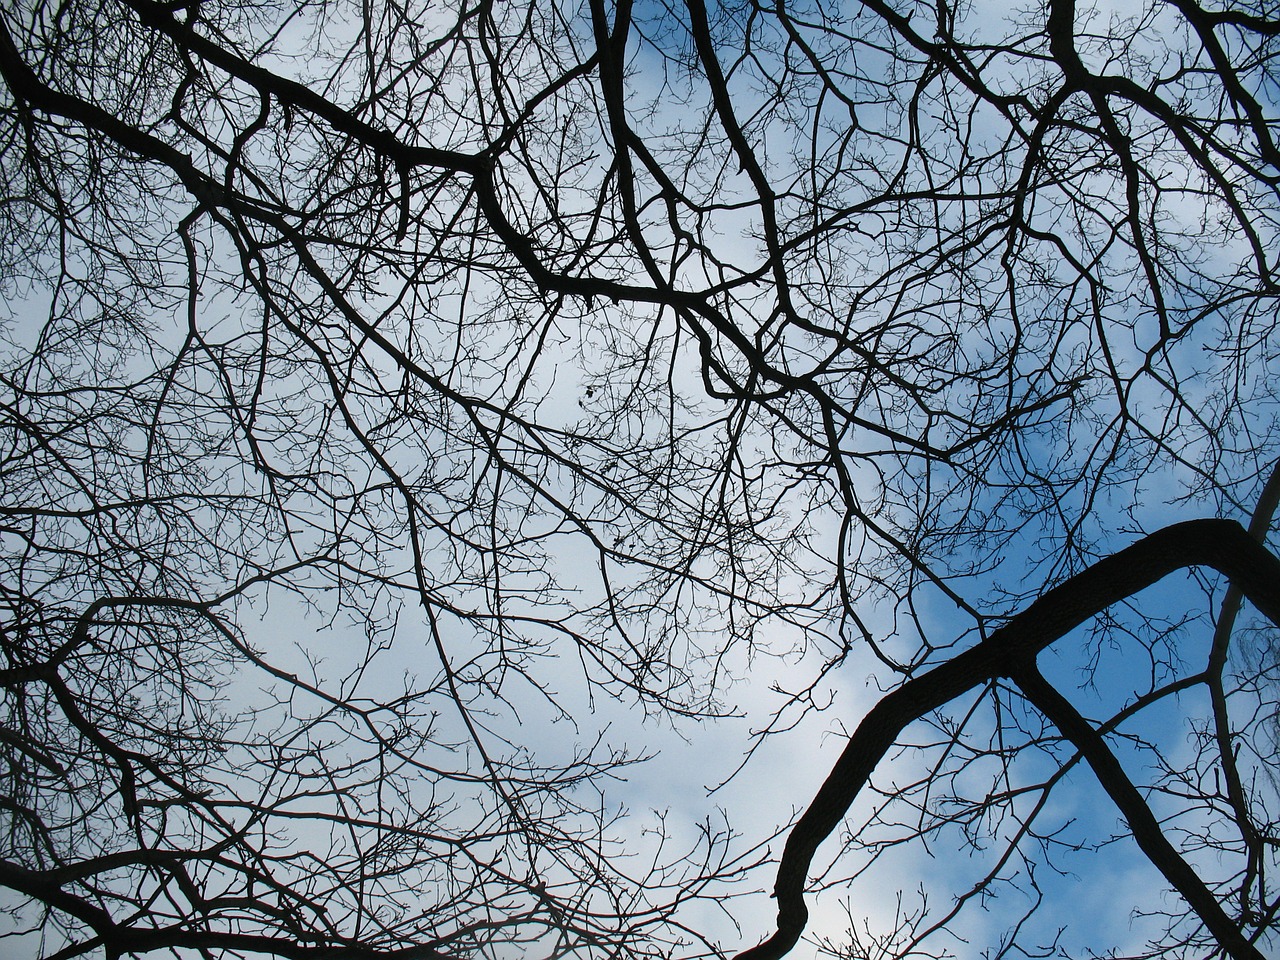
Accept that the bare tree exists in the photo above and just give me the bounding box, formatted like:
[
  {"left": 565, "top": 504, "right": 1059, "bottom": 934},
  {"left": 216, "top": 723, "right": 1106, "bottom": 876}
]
[{"left": 1, "top": 0, "right": 1279, "bottom": 957}]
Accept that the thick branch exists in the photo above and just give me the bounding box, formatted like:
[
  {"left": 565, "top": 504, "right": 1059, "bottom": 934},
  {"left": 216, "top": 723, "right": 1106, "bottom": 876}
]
[
  {"left": 735, "top": 518, "right": 1280, "bottom": 960},
  {"left": 0, "top": 857, "right": 450, "bottom": 960},
  {"left": 1208, "top": 457, "right": 1280, "bottom": 917},
  {"left": 1012, "top": 663, "right": 1265, "bottom": 960}
]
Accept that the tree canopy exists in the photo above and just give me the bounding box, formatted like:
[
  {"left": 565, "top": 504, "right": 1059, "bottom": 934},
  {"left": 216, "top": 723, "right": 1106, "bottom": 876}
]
[{"left": 2, "top": 0, "right": 1280, "bottom": 958}]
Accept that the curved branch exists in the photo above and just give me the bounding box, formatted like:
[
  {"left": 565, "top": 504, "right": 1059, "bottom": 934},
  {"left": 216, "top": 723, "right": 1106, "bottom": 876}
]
[
  {"left": 1208, "top": 457, "right": 1280, "bottom": 917},
  {"left": 0, "top": 860, "right": 450, "bottom": 960},
  {"left": 1011, "top": 663, "right": 1264, "bottom": 960},
  {"left": 0, "top": 858, "right": 451, "bottom": 960},
  {"left": 735, "top": 518, "right": 1280, "bottom": 960}
]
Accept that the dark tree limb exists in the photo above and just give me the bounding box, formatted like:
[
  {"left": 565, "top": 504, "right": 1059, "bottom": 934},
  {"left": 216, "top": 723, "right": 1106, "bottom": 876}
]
[
  {"left": 0, "top": 857, "right": 451, "bottom": 960},
  {"left": 1011, "top": 663, "right": 1265, "bottom": 960},
  {"left": 1208, "top": 458, "right": 1280, "bottom": 920},
  {"left": 735, "top": 518, "right": 1280, "bottom": 960}
]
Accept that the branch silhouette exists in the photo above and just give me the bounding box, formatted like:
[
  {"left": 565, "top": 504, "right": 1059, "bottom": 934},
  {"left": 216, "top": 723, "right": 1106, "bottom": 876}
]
[{"left": 738, "top": 518, "right": 1280, "bottom": 960}]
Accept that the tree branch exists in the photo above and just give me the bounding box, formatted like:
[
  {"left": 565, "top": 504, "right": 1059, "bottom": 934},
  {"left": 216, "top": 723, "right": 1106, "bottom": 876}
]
[{"left": 736, "top": 518, "right": 1280, "bottom": 960}]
